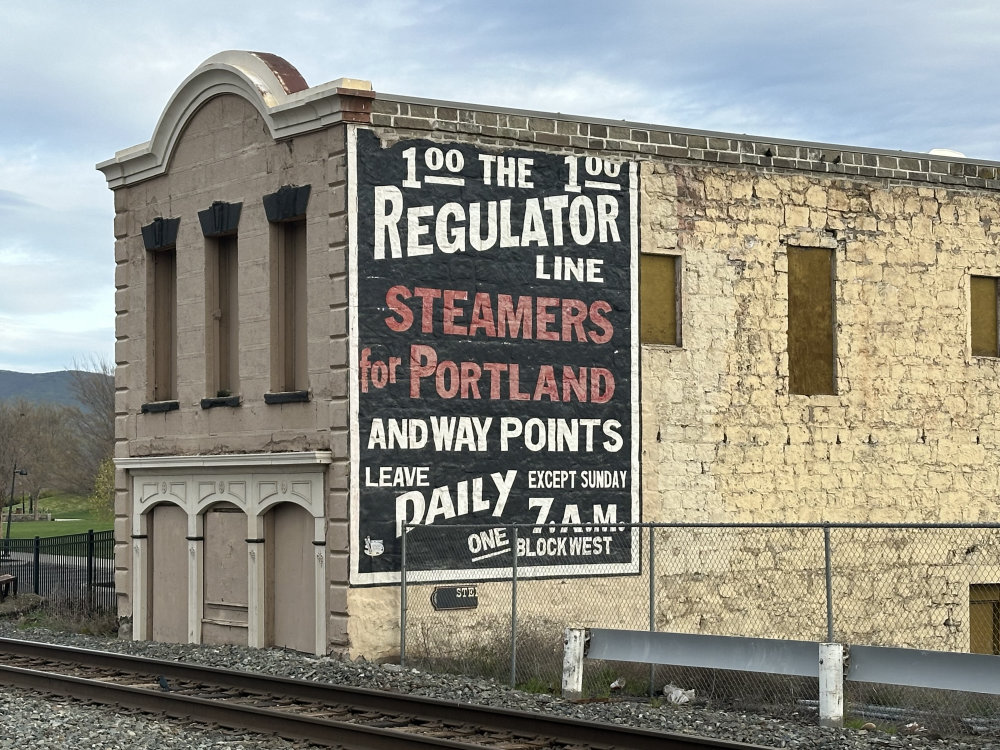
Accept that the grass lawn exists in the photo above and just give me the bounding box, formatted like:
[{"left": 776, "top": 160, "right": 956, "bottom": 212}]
[{"left": 3, "top": 492, "right": 113, "bottom": 539}]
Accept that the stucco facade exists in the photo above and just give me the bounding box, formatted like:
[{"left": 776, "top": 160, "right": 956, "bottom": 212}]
[{"left": 101, "top": 51, "right": 1000, "bottom": 659}]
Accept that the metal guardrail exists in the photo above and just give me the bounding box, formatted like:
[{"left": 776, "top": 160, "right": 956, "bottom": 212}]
[
  {"left": 565, "top": 628, "right": 1000, "bottom": 729},
  {"left": 848, "top": 645, "right": 1000, "bottom": 694},
  {"left": 586, "top": 629, "right": 819, "bottom": 677}
]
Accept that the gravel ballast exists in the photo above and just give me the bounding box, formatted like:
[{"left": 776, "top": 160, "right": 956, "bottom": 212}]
[{"left": 1, "top": 621, "right": 999, "bottom": 750}]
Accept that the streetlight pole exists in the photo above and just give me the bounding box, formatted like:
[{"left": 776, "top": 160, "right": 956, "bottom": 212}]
[{"left": 2, "top": 462, "right": 27, "bottom": 559}]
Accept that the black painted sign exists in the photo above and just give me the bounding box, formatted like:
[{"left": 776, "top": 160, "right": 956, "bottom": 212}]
[
  {"left": 431, "top": 585, "right": 479, "bottom": 611},
  {"left": 349, "top": 128, "right": 638, "bottom": 585}
]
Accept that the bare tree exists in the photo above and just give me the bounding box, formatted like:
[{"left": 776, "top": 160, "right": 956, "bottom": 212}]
[
  {"left": 0, "top": 357, "right": 115, "bottom": 515},
  {"left": 0, "top": 403, "right": 29, "bottom": 506},
  {"left": 0, "top": 401, "right": 77, "bottom": 513},
  {"left": 58, "top": 356, "right": 115, "bottom": 499},
  {"left": 69, "top": 355, "right": 115, "bottom": 455},
  {"left": 11, "top": 402, "right": 75, "bottom": 505}
]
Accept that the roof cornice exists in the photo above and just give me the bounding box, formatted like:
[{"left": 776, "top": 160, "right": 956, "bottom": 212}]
[{"left": 115, "top": 451, "right": 334, "bottom": 471}]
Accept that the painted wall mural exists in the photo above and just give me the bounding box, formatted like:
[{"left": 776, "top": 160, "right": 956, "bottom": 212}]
[{"left": 349, "top": 128, "right": 638, "bottom": 585}]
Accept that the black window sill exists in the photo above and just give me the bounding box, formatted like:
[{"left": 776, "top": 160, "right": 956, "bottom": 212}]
[
  {"left": 201, "top": 395, "right": 241, "bottom": 409},
  {"left": 264, "top": 390, "right": 310, "bottom": 405},
  {"left": 141, "top": 400, "right": 180, "bottom": 414}
]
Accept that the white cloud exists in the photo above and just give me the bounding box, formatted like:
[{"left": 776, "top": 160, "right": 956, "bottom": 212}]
[
  {"left": 4, "top": 0, "right": 1000, "bottom": 371},
  {"left": 0, "top": 315, "right": 113, "bottom": 374}
]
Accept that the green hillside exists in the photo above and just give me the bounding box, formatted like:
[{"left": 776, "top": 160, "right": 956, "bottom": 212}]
[{"left": 0, "top": 369, "right": 109, "bottom": 410}]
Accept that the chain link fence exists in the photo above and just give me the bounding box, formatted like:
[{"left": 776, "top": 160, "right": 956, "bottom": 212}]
[{"left": 401, "top": 522, "right": 1000, "bottom": 735}]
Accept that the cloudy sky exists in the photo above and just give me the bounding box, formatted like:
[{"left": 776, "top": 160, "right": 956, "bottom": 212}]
[{"left": 3, "top": 0, "right": 1000, "bottom": 372}]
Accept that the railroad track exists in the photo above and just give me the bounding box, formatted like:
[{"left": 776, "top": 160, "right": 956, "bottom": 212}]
[{"left": 0, "top": 637, "right": 768, "bottom": 749}]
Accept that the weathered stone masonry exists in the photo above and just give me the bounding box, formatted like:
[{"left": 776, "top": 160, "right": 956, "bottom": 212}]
[
  {"left": 367, "top": 94, "right": 1000, "bottom": 527},
  {"left": 367, "top": 93, "right": 1000, "bottom": 652},
  {"left": 102, "top": 52, "right": 1000, "bottom": 659}
]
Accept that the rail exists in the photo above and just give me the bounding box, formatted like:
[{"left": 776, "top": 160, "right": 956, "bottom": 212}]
[{"left": 0, "top": 637, "right": 768, "bottom": 750}]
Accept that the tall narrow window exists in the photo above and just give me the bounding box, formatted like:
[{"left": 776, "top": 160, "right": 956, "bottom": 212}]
[
  {"left": 640, "top": 253, "right": 680, "bottom": 346},
  {"left": 971, "top": 275, "right": 1000, "bottom": 357},
  {"left": 264, "top": 185, "right": 311, "bottom": 399},
  {"left": 271, "top": 219, "right": 307, "bottom": 393},
  {"left": 199, "top": 201, "right": 242, "bottom": 400},
  {"left": 787, "top": 246, "right": 836, "bottom": 395},
  {"left": 141, "top": 217, "right": 180, "bottom": 406},
  {"left": 207, "top": 235, "right": 239, "bottom": 395},
  {"left": 151, "top": 250, "right": 177, "bottom": 401},
  {"left": 970, "top": 584, "right": 1000, "bottom": 654}
]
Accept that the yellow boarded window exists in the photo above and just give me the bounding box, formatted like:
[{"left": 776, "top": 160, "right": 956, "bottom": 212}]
[
  {"left": 970, "top": 584, "right": 1000, "bottom": 654},
  {"left": 971, "top": 276, "right": 999, "bottom": 357},
  {"left": 788, "top": 247, "right": 835, "bottom": 395},
  {"left": 640, "top": 254, "right": 679, "bottom": 346}
]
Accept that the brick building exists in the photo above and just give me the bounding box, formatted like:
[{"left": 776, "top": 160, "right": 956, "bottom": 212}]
[{"left": 100, "top": 51, "right": 1000, "bottom": 658}]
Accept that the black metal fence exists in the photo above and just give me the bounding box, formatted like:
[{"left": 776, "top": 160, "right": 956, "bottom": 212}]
[{"left": 0, "top": 530, "right": 115, "bottom": 612}]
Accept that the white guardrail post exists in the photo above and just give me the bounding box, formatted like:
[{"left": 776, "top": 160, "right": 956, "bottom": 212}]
[
  {"left": 562, "top": 627, "right": 586, "bottom": 700},
  {"left": 564, "top": 628, "right": 851, "bottom": 728},
  {"left": 818, "top": 642, "right": 844, "bottom": 728}
]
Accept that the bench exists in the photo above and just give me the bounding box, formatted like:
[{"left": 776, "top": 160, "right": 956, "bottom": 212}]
[{"left": 0, "top": 574, "right": 17, "bottom": 601}]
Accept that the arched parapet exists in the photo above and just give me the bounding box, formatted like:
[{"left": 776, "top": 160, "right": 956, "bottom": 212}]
[
  {"left": 255, "top": 473, "right": 325, "bottom": 519},
  {"left": 132, "top": 477, "right": 188, "bottom": 534},
  {"left": 97, "top": 51, "right": 372, "bottom": 188},
  {"left": 193, "top": 478, "right": 250, "bottom": 516}
]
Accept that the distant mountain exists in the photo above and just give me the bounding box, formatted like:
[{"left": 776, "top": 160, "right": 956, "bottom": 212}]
[{"left": 0, "top": 370, "right": 110, "bottom": 410}]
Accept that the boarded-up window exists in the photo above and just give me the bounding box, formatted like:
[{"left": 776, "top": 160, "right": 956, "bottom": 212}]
[
  {"left": 971, "top": 276, "right": 1000, "bottom": 357},
  {"left": 207, "top": 235, "right": 239, "bottom": 395},
  {"left": 148, "top": 502, "right": 187, "bottom": 643},
  {"left": 970, "top": 584, "right": 1000, "bottom": 654},
  {"left": 270, "top": 219, "right": 307, "bottom": 392},
  {"left": 788, "top": 247, "right": 835, "bottom": 395},
  {"left": 150, "top": 248, "right": 177, "bottom": 402},
  {"left": 640, "top": 254, "right": 679, "bottom": 346},
  {"left": 203, "top": 504, "right": 249, "bottom": 647}
]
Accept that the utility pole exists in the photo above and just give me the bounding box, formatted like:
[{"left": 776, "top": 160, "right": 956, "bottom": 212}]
[{"left": 2, "top": 461, "right": 27, "bottom": 558}]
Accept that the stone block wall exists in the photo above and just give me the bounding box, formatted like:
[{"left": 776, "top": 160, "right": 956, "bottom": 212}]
[
  {"left": 641, "top": 164, "right": 1000, "bottom": 527},
  {"left": 105, "top": 59, "right": 1000, "bottom": 655},
  {"left": 363, "top": 93, "right": 1000, "bottom": 528},
  {"left": 110, "top": 94, "right": 352, "bottom": 643},
  {"left": 113, "top": 95, "right": 346, "bottom": 455},
  {"left": 360, "top": 93, "right": 1000, "bottom": 655}
]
